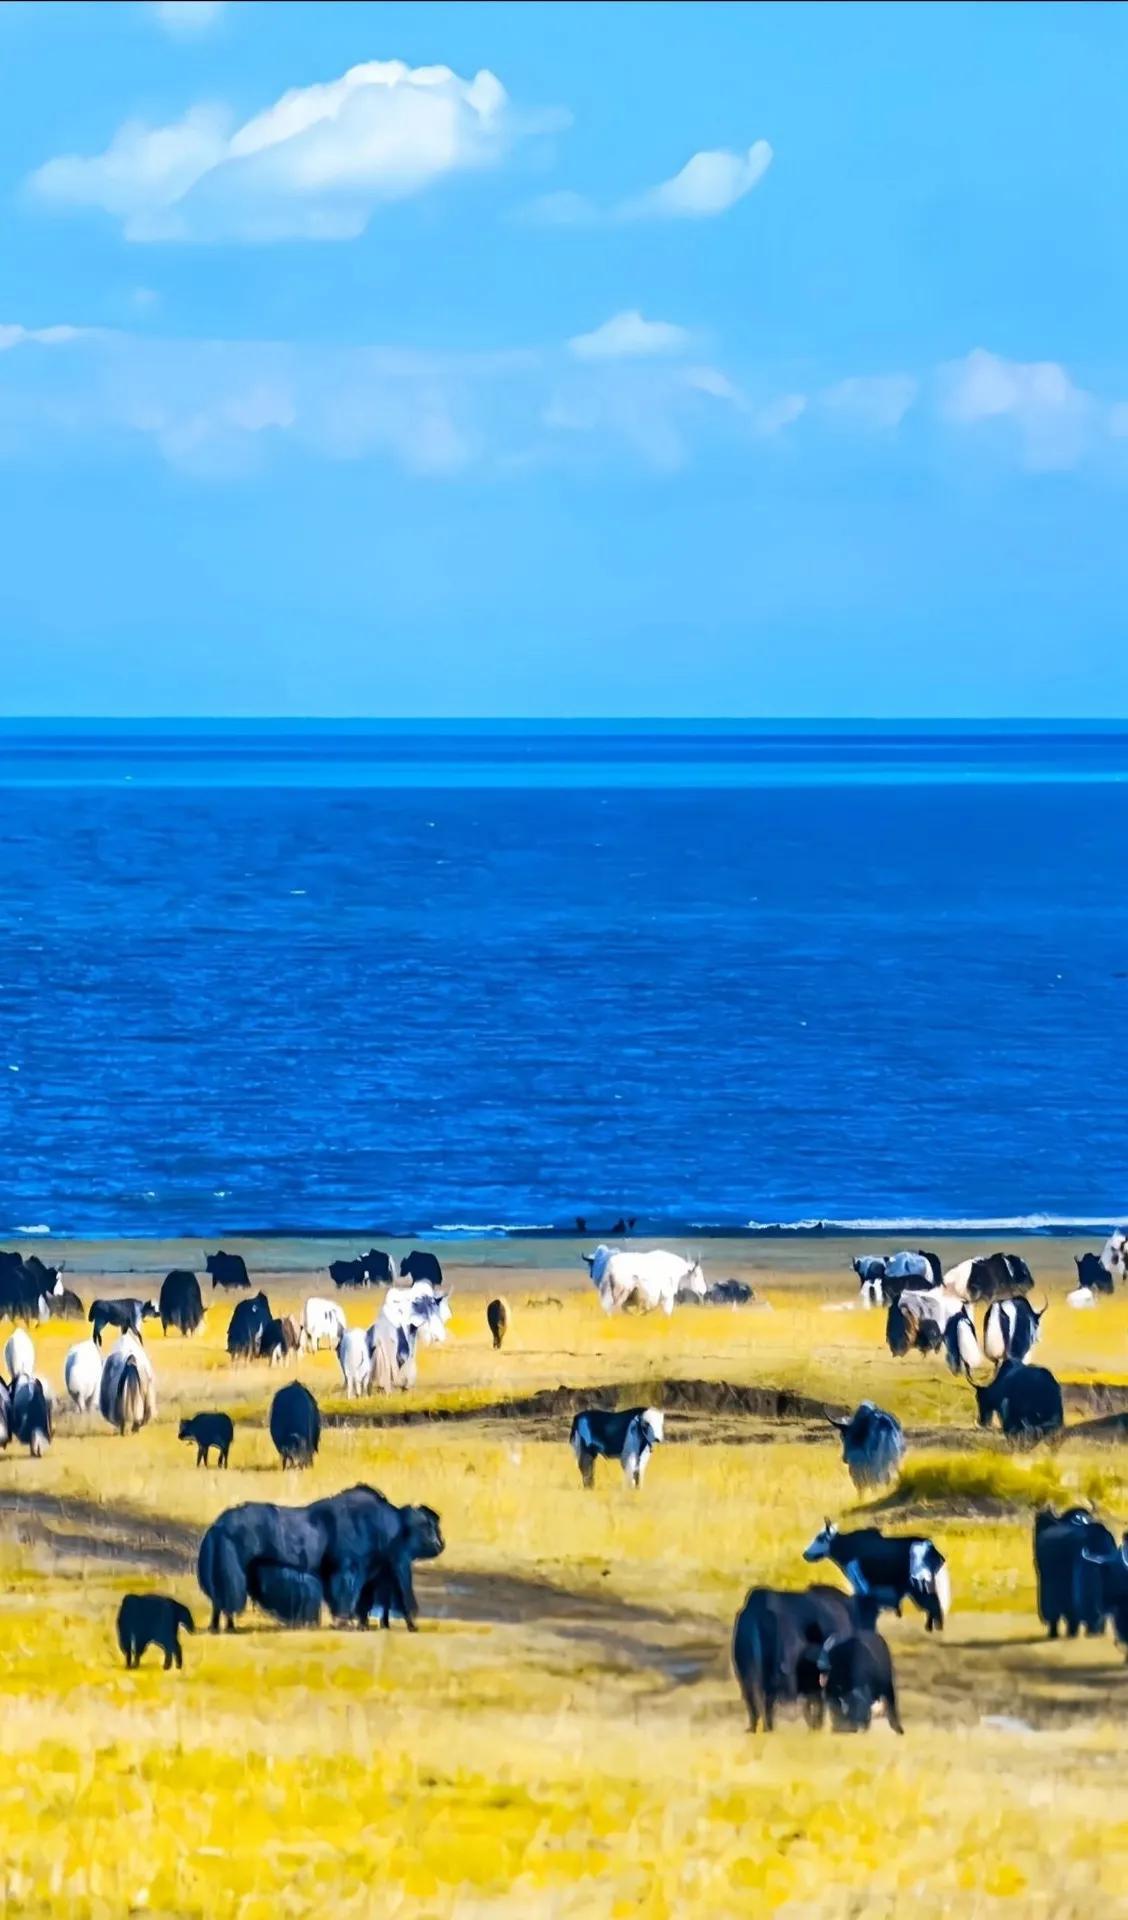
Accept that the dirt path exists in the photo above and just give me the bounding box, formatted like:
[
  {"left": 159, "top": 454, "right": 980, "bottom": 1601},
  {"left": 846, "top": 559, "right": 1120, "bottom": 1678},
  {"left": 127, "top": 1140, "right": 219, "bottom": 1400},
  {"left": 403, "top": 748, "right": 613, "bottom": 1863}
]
[{"left": 0, "top": 1486, "right": 726, "bottom": 1687}]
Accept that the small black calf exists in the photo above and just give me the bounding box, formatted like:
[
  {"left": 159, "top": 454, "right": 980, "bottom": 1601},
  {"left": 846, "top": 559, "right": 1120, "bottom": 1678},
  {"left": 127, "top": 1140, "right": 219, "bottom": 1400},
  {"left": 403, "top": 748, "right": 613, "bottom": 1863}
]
[
  {"left": 815, "top": 1630, "right": 904, "bottom": 1734},
  {"left": 179, "top": 1411, "right": 234, "bottom": 1468},
  {"left": 117, "top": 1594, "right": 196, "bottom": 1670}
]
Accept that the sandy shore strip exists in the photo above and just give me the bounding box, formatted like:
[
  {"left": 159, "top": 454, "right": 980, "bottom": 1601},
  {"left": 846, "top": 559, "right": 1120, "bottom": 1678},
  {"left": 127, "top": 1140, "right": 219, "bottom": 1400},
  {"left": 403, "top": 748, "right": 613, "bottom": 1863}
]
[{"left": 12, "top": 1232, "right": 1095, "bottom": 1298}]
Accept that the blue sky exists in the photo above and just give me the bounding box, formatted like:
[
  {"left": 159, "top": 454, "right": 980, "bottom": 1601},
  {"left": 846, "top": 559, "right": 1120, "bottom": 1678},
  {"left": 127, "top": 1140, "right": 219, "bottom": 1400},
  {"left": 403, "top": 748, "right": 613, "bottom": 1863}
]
[{"left": 1, "top": 0, "right": 1125, "bottom": 716}]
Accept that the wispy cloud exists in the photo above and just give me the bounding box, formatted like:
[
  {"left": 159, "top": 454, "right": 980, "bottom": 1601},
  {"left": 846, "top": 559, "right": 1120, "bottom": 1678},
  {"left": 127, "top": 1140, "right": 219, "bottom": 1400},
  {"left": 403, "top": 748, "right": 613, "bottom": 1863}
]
[
  {"left": 28, "top": 59, "right": 561, "bottom": 242},
  {"left": 0, "top": 322, "right": 90, "bottom": 351},
  {"left": 1, "top": 322, "right": 1121, "bottom": 483},
  {"left": 821, "top": 373, "right": 919, "bottom": 431},
  {"left": 937, "top": 347, "right": 1095, "bottom": 471},
  {"left": 524, "top": 140, "right": 773, "bottom": 227},
  {"left": 568, "top": 311, "right": 692, "bottom": 361},
  {"left": 145, "top": 1, "right": 226, "bottom": 34}
]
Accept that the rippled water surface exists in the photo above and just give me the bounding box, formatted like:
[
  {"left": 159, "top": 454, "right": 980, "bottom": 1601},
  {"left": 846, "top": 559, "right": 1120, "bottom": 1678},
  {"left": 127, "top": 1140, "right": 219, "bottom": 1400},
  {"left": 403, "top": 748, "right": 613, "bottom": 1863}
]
[{"left": 1, "top": 724, "right": 1124, "bottom": 1236}]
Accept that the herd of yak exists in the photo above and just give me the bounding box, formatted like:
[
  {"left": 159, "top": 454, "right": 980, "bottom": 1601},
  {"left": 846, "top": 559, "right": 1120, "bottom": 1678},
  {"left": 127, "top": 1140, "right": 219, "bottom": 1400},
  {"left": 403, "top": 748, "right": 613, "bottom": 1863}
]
[{"left": 4, "top": 1232, "right": 1128, "bottom": 1738}]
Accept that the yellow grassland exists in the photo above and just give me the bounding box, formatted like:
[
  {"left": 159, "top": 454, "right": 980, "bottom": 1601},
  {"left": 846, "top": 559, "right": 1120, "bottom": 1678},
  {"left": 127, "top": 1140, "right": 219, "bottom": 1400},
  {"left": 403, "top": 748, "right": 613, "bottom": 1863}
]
[{"left": 0, "top": 1246, "right": 1126, "bottom": 1917}]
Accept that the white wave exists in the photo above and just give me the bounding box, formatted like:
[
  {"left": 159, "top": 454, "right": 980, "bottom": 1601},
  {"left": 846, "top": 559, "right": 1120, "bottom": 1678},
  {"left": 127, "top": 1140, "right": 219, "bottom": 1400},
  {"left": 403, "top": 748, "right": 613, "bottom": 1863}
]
[
  {"left": 431, "top": 1222, "right": 555, "bottom": 1235},
  {"left": 742, "top": 1214, "right": 1120, "bottom": 1234},
  {"left": 14, "top": 1223, "right": 51, "bottom": 1235}
]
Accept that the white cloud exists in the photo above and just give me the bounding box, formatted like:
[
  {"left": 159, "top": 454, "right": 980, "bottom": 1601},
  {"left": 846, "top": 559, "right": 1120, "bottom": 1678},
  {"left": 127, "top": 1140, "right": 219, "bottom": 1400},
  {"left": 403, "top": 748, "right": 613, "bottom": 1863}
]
[
  {"left": 682, "top": 365, "right": 744, "bottom": 404},
  {"left": 622, "top": 141, "right": 773, "bottom": 221},
  {"left": 6, "top": 320, "right": 1124, "bottom": 484},
  {"left": 568, "top": 311, "right": 691, "bottom": 362},
  {"left": 755, "top": 392, "right": 807, "bottom": 435},
  {"left": 0, "top": 323, "right": 88, "bottom": 351},
  {"left": 937, "top": 347, "right": 1096, "bottom": 469},
  {"left": 146, "top": 2, "right": 225, "bottom": 33},
  {"left": 523, "top": 139, "right": 772, "bottom": 226},
  {"left": 28, "top": 59, "right": 551, "bottom": 242},
  {"left": 821, "top": 373, "right": 918, "bottom": 431}
]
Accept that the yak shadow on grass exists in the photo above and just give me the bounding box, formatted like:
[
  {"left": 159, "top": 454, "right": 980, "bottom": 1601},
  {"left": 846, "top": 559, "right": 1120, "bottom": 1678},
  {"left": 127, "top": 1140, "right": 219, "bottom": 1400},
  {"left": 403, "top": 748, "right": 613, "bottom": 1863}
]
[{"left": 0, "top": 1485, "right": 723, "bottom": 1689}]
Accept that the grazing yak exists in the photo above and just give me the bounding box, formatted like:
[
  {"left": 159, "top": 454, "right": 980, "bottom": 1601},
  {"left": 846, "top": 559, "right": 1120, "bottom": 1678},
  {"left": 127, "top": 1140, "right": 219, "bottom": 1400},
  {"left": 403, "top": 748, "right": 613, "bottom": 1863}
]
[
  {"left": 813, "top": 1630, "right": 904, "bottom": 1735},
  {"left": 886, "top": 1287, "right": 962, "bottom": 1358},
  {"left": 1033, "top": 1508, "right": 1116, "bottom": 1639},
  {"left": 0, "top": 1252, "right": 62, "bottom": 1323},
  {"left": 260, "top": 1314, "right": 302, "bottom": 1366},
  {"left": 89, "top": 1297, "right": 159, "bottom": 1347},
  {"left": 973, "top": 1358, "right": 1062, "bottom": 1441},
  {"left": 64, "top": 1338, "right": 103, "bottom": 1412},
  {"left": 269, "top": 1381, "right": 320, "bottom": 1468},
  {"left": 179, "top": 1411, "right": 234, "bottom": 1468},
  {"left": 1100, "top": 1229, "right": 1127, "bottom": 1282},
  {"left": 827, "top": 1403, "right": 905, "bottom": 1491},
  {"left": 366, "top": 1281, "right": 450, "bottom": 1393},
  {"left": 803, "top": 1521, "right": 951, "bottom": 1632},
  {"left": 570, "top": 1406, "right": 665, "bottom": 1489},
  {"left": 45, "top": 1288, "right": 85, "bottom": 1321},
  {"left": 0, "top": 1379, "right": 10, "bottom": 1449},
  {"left": 11, "top": 1375, "right": 52, "bottom": 1456},
  {"left": 206, "top": 1251, "right": 250, "bottom": 1291},
  {"left": 486, "top": 1298, "right": 509, "bottom": 1349},
  {"left": 587, "top": 1248, "right": 705, "bottom": 1315},
  {"left": 226, "top": 1292, "right": 272, "bottom": 1363},
  {"left": 329, "top": 1250, "right": 395, "bottom": 1288},
  {"left": 1080, "top": 1533, "right": 1128, "bottom": 1652},
  {"left": 677, "top": 1277, "right": 756, "bottom": 1307},
  {"left": 117, "top": 1594, "right": 195, "bottom": 1670},
  {"left": 983, "top": 1297, "right": 1046, "bottom": 1366},
  {"left": 942, "top": 1252, "right": 1034, "bottom": 1303},
  {"left": 99, "top": 1335, "right": 156, "bottom": 1435},
  {"left": 943, "top": 1305, "right": 984, "bottom": 1378},
  {"left": 732, "top": 1583, "right": 861, "bottom": 1732},
  {"left": 159, "top": 1269, "right": 204, "bottom": 1337},
  {"left": 301, "top": 1297, "right": 346, "bottom": 1353},
  {"left": 196, "top": 1484, "right": 444, "bottom": 1633},
  {"left": 4, "top": 1328, "right": 35, "bottom": 1381},
  {"left": 337, "top": 1328, "right": 372, "bottom": 1398},
  {"left": 1075, "top": 1252, "right": 1115, "bottom": 1298},
  {"left": 399, "top": 1250, "right": 444, "bottom": 1288}
]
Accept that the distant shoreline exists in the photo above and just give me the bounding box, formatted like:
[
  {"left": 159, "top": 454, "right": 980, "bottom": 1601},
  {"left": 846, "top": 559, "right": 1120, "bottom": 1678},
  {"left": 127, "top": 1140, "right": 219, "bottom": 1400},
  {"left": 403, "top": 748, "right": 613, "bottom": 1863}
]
[{"left": 9, "top": 1227, "right": 1108, "bottom": 1281}]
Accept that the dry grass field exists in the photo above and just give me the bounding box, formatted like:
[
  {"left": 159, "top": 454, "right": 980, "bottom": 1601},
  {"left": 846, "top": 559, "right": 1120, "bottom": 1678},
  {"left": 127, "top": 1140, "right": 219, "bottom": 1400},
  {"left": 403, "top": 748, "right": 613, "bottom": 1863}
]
[{"left": 1, "top": 1238, "right": 1127, "bottom": 1918}]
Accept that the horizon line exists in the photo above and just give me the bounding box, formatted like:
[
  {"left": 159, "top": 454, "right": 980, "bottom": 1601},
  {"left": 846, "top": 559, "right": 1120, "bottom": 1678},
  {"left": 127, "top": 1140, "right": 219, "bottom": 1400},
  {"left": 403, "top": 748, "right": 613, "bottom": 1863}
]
[{"left": 2, "top": 716, "right": 1127, "bottom": 729}]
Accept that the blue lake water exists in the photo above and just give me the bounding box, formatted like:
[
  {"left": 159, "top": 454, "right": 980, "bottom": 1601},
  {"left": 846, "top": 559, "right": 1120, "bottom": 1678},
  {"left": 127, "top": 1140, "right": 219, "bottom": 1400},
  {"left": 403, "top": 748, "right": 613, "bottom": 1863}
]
[{"left": 0, "top": 723, "right": 1125, "bottom": 1238}]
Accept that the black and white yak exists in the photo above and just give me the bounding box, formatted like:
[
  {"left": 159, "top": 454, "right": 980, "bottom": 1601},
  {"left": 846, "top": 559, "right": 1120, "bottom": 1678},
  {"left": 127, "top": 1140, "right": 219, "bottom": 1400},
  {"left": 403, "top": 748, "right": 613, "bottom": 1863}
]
[
  {"left": 803, "top": 1521, "right": 951, "bottom": 1631},
  {"left": 570, "top": 1406, "right": 665, "bottom": 1489},
  {"left": 855, "top": 1250, "right": 942, "bottom": 1306},
  {"left": 942, "top": 1252, "right": 1034, "bottom": 1302},
  {"left": 99, "top": 1339, "right": 157, "bottom": 1435},
  {"left": 983, "top": 1296, "right": 1046, "bottom": 1366}
]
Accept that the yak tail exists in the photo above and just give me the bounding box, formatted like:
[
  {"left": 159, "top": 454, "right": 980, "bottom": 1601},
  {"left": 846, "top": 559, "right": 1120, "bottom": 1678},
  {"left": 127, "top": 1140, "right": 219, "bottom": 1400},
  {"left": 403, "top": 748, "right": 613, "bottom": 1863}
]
[
  {"left": 934, "top": 1561, "right": 952, "bottom": 1625},
  {"left": 734, "top": 1614, "right": 769, "bottom": 1733},
  {"left": 118, "top": 1363, "right": 150, "bottom": 1433},
  {"left": 197, "top": 1525, "right": 248, "bottom": 1617}
]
